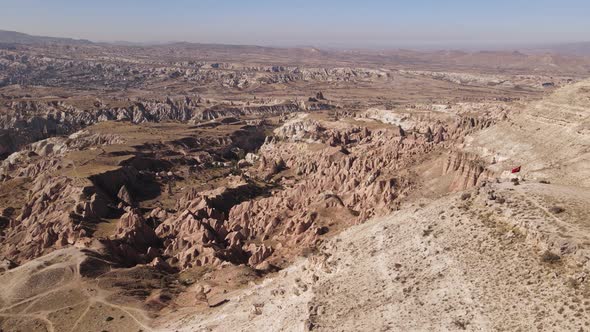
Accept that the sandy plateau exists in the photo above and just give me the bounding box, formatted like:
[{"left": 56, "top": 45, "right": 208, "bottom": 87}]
[{"left": 0, "top": 33, "right": 589, "bottom": 331}]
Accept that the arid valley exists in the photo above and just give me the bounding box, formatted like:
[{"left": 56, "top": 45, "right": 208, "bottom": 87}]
[{"left": 1, "top": 29, "right": 590, "bottom": 331}]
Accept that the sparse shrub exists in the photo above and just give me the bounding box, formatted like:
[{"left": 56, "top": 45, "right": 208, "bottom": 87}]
[
  {"left": 539, "top": 180, "right": 551, "bottom": 184},
  {"left": 540, "top": 250, "right": 561, "bottom": 263},
  {"left": 452, "top": 319, "right": 468, "bottom": 330},
  {"left": 566, "top": 277, "right": 580, "bottom": 290},
  {"left": 460, "top": 193, "right": 471, "bottom": 201},
  {"left": 315, "top": 226, "right": 329, "bottom": 235},
  {"left": 549, "top": 206, "right": 565, "bottom": 214},
  {"left": 301, "top": 247, "right": 318, "bottom": 257},
  {"left": 422, "top": 227, "right": 433, "bottom": 237}
]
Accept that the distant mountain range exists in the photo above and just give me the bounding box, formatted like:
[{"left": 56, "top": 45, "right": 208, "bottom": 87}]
[
  {"left": 1, "top": 29, "right": 589, "bottom": 57},
  {"left": 0, "top": 30, "right": 92, "bottom": 45}
]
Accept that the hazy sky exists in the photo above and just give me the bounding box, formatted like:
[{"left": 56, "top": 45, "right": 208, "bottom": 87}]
[{"left": 1, "top": 0, "right": 589, "bottom": 47}]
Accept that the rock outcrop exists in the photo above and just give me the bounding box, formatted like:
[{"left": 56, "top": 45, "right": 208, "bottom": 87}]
[{"left": 443, "top": 151, "right": 490, "bottom": 191}]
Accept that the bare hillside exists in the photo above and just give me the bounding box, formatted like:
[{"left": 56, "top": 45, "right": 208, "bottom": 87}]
[
  {"left": 164, "top": 181, "right": 590, "bottom": 331},
  {"left": 464, "top": 79, "right": 590, "bottom": 187}
]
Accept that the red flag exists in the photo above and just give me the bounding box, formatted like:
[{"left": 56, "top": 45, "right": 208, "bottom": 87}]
[{"left": 511, "top": 166, "right": 521, "bottom": 173}]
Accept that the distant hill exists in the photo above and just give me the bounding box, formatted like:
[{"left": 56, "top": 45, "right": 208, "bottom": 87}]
[
  {"left": 0, "top": 30, "right": 92, "bottom": 45},
  {"left": 524, "top": 42, "right": 590, "bottom": 56},
  {"left": 547, "top": 42, "right": 590, "bottom": 56}
]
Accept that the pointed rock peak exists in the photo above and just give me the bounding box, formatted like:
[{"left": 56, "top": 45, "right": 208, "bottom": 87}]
[
  {"left": 425, "top": 126, "right": 434, "bottom": 142},
  {"left": 398, "top": 125, "right": 406, "bottom": 137},
  {"left": 117, "top": 185, "right": 134, "bottom": 206}
]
